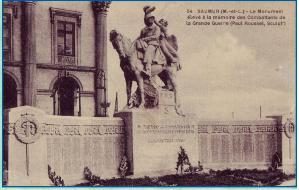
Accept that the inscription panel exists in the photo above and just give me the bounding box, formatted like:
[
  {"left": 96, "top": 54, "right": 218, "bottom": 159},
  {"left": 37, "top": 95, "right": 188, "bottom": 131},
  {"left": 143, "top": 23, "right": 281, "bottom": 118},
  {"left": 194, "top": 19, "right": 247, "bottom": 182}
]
[
  {"left": 243, "top": 134, "right": 253, "bottom": 162},
  {"left": 232, "top": 135, "right": 242, "bottom": 162},
  {"left": 41, "top": 124, "right": 124, "bottom": 136},
  {"left": 132, "top": 113, "right": 198, "bottom": 175},
  {"left": 221, "top": 135, "right": 230, "bottom": 163},
  {"left": 265, "top": 134, "right": 276, "bottom": 162},
  {"left": 197, "top": 120, "right": 279, "bottom": 168},
  {"left": 45, "top": 121, "right": 125, "bottom": 180},
  {"left": 198, "top": 135, "right": 208, "bottom": 163},
  {"left": 255, "top": 134, "right": 264, "bottom": 162},
  {"left": 211, "top": 135, "right": 220, "bottom": 163},
  {"left": 47, "top": 135, "right": 125, "bottom": 179}
]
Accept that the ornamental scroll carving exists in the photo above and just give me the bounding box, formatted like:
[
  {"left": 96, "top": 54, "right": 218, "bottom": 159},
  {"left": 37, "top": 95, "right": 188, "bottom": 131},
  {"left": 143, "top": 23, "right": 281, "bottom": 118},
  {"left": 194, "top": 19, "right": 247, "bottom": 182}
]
[
  {"left": 284, "top": 119, "right": 295, "bottom": 138},
  {"left": 14, "top": 114, "right": 41, "bottom": 144}
]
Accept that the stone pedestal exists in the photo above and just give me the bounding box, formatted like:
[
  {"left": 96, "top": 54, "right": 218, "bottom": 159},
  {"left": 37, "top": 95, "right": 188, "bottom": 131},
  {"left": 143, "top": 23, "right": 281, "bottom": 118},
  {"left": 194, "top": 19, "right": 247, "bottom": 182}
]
[{"left": 115, "top": 110, "right": 198, "bottom": 176}]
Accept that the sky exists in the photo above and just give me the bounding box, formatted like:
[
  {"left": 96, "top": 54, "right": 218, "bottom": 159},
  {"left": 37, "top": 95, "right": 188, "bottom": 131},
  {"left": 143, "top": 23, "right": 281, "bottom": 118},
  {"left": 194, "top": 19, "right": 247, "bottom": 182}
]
[{"left": 106, "top": 2, "right": 295, "bottom": 120}]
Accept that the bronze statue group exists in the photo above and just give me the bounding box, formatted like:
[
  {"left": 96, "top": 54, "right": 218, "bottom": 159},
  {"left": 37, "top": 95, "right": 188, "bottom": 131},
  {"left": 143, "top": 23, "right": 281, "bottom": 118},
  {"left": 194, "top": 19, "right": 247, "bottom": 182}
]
[
  {"left": 137, "top": 5, "right": 181, "bottom": 78},
  {"left": 110, "top": 5, "right": 184, "bottom": 115}
]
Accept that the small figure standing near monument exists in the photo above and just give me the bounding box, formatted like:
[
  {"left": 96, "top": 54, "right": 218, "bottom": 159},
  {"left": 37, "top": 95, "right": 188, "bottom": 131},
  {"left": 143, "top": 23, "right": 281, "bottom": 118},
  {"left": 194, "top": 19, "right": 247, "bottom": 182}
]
[{"left": 176, "top": 146, "right": 191, "bottom": 175}]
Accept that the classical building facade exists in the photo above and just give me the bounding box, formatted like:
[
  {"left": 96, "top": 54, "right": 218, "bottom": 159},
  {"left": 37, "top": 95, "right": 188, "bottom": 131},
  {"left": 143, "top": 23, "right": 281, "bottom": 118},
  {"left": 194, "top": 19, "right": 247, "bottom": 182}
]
[{"left": 3, "top": 1, "right": 111, "bottom": 117}]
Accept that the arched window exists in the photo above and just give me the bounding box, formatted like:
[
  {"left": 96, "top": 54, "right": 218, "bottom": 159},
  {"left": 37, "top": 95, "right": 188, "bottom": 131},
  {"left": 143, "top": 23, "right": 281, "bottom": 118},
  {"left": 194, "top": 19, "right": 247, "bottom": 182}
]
[
  {"left": 52, "top": 77, "right": 81, "bottom": 116},
  {"left": 4, "top": 73, "right": 17, "bottom": 109}
]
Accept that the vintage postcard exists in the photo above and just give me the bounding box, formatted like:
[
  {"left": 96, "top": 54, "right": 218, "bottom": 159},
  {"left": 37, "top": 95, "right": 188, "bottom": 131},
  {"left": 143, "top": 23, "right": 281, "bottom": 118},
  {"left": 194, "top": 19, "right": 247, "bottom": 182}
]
[{"left": 2, "top": 0, "right": 296, "bottom": 188}]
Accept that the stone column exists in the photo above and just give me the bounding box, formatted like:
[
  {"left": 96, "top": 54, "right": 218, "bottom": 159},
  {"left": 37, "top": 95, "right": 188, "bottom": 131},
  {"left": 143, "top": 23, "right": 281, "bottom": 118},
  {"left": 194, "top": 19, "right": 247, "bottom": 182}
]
[
  {"left": 23, "top": 1, "right": 37, "bottom": 106},
  {"left": 92, "top": 1, "right": 111, "bottom": 117}
]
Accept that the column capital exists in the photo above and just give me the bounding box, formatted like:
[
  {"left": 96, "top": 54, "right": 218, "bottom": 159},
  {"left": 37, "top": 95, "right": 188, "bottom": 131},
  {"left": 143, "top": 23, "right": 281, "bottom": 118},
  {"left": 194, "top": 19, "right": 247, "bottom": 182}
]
[{"left": 92, "top": 1, "right": 111, "bottom": 13}]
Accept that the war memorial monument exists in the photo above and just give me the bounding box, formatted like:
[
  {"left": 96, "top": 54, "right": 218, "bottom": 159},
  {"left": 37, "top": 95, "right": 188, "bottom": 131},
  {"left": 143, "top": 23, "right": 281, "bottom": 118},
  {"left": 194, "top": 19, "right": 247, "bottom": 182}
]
[{"left": 3, "top": 1, "right": 296, "bottom": 186}]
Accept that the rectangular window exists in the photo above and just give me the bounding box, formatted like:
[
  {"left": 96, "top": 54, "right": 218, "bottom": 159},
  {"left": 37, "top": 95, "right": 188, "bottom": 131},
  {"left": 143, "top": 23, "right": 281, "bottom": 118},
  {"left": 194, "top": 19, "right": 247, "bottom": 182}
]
[
  {"left": 3, "top": 13, "right": 12, "bottom": 62},
  {"left": 50, "top": 7, "right": 82, "bottom": 65},
  {"left": 57, "top": 21, "right": 75, "bottom": 57}
]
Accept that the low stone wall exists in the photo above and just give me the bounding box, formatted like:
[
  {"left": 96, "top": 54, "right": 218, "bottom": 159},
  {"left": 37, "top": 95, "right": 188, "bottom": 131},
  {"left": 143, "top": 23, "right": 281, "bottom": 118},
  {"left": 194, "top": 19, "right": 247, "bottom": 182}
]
[
  {"left": 4, "top": 106, "right": 295, "bottom": 186},
  {"left": 44, "top": 116, "right": 125, "bottom": 183},
  {"left": 197, "top": 120, "right": 280, "bottom": 169},
  {"left": 115, "top": 111, "right": 295, "bottom": 177},
  {"left": 4, "top": 106, "right": 125, "bottom": 186}
]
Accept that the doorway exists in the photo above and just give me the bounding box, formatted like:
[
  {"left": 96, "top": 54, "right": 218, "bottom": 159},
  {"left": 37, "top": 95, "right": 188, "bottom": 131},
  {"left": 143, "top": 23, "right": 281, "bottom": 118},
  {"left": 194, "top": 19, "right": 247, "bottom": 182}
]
[
  {"left": 53, "top": 77, "right": 81, "bottom": 116},
  {"left": 4, "top": 73, "right": 17, "bottom": 109}
]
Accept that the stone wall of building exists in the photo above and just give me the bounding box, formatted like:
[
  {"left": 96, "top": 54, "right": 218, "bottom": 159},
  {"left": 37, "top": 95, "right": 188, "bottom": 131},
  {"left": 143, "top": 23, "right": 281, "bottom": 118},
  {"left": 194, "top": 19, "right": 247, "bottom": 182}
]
[
  {"left": 11, "top": 3, "right": 22, "bottom": 63},
  {"left": 35, "top": 69, "right": 95, "bottom": 116},
  {"left": 35, "top": 2, "right": 96, "bottom": 66},
  {"left": 34, "top": 2, "right": 97, "bottom": 116},
  {"left": 3, "top": 2, "right": 108, "bottom": 116}
]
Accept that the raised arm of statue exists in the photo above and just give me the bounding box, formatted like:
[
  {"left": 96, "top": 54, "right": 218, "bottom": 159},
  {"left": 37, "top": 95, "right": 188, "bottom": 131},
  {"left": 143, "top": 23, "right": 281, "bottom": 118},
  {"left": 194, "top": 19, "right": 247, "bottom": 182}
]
[{"left": 154, "top": 19, "right": 169, "bottom": 38}]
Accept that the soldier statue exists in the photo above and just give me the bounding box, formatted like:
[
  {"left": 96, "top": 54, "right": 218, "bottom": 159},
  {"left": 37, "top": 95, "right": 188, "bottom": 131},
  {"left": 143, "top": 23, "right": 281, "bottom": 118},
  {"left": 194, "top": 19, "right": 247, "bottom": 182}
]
[{"left": 109, "top": 5, "right": 184, "bottom": 115}]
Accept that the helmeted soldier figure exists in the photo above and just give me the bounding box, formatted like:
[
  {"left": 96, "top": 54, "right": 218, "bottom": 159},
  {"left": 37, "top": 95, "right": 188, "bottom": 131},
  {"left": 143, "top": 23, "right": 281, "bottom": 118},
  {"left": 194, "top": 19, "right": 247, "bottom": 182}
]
[{"left": 138, "top": 6, "right": 161, "bottom": 78}]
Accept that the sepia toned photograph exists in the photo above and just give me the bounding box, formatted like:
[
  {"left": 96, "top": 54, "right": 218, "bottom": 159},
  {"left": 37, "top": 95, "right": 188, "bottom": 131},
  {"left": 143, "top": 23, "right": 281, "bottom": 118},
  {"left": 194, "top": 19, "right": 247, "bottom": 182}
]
[{"left": 2, "top": 0, "right": 296, "bottom": 187}]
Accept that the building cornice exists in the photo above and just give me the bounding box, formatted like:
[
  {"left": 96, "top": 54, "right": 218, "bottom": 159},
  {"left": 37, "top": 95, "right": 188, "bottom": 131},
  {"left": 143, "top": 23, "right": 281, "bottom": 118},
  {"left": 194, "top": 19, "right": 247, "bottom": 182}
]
[
  {"left": 4, "top": 62, "right": 96, "bottom": 73},
  {"left": 49, "top": 7, "right": 82, "bottom": 26},
  {"left": 37, "top": 63, "right": 96, "bottom": 72}
]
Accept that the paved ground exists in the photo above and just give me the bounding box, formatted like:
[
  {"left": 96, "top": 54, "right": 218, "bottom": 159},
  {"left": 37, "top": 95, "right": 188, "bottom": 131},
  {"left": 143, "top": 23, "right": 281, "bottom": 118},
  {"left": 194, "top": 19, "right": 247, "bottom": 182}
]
[{"left": 278, "top": 178, "right": 296, "bottom": 186}]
